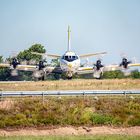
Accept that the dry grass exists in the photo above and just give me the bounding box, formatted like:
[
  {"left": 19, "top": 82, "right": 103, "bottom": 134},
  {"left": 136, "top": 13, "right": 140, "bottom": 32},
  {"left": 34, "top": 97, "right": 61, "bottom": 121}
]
[
  {"left": 0, "top": 79, "right": 140, "bottom": 91},
  {"left": 0, "top": 96, "right": 140, "bottom": 128},
  {"left": 0, "top": 99, "right": 15, "bottom": 110}
]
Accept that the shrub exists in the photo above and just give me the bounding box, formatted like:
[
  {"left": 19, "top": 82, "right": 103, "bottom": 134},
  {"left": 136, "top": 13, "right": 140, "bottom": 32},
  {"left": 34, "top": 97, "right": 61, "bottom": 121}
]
[
  {"left": 128, "top": 118, "right": 140, "bottom": 126},
  {"left": 131, "top": 70, "right": 140, "bottom": 79},
  {"left": 103, "top": 70, "right": 124, "bottom": 79},
  {"left": 90, "top": 113, "right": 113, "bottom": 125}
]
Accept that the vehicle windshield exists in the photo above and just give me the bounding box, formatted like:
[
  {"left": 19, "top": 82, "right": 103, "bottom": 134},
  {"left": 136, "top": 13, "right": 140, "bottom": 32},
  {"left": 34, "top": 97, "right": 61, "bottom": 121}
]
[{"left": 62, "top": 55, "right": 78, "bottom": 62}]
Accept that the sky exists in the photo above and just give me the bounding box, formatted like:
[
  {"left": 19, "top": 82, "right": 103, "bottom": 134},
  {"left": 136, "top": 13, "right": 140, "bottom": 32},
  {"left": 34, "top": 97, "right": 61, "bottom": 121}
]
[{"left": 0, "top": 0, "right": 140, "bottom": 65}]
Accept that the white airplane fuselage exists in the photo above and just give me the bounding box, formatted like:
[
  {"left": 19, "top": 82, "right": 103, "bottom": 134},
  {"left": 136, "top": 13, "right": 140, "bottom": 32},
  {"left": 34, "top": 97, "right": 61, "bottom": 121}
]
[{"left": 60, "top": 51, "right": 80, "bottom": 78}]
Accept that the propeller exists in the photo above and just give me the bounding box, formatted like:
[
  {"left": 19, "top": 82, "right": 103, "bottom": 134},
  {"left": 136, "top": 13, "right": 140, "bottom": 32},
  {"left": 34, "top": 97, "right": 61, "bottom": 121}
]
[
  {"left": 38, "top": 60, "right": 46, "bottom": 70},
  {"left": 33, "top": 60, "right": 47, "bottom": 80},
  {"left": 10, "top": 57, "right": 20, "bottom": 69},
  {"left": 94, "top": 59, "right": 104, "bottom": 71},
  {"left": 119, "top": 58, "right": 131, "bottom": 69},
  {"left": 93, "top": 59, "right": 104, "bottom": 79},
  {"left": 8, "top": 57, "right": 20, "bottom": 76},
  {"left": 33, "top": 60, "right": 46, "bottom": 80},
  {"left": 6, "top": 52, "right": 20, "bottom": 69},
  {"left": 131, "top": 57, "right": 137, "bottom": 64},
  {"left": 83, "top": 58, "right": 92, "bottom": 67}
]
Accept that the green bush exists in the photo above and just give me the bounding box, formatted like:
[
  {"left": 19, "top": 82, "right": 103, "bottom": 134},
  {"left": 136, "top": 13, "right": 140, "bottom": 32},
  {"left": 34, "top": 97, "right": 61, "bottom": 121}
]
[
  {"left": 112, "top": 117, "right": 123, "bottom": 125},
  {"left": 103, "top": 70, "right": 124, "bottom": 79},
  {"left": 128, "top": 117, "right": 140, "bottom": 126},
  {"left": 90, "top": 113, "right": 113, "bottom": 125},
  {"left": 131, "top": 70, "right": 140, "bottom": 79}
]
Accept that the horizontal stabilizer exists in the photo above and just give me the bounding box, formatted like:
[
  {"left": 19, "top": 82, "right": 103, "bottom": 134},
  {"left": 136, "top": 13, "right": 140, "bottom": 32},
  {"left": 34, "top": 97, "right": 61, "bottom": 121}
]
[
  {"left": 80, "top": 52, "right": 107, "bottom": 58},
  {"left": 31, "top": 52, "right": 61, "bottom": 58}
]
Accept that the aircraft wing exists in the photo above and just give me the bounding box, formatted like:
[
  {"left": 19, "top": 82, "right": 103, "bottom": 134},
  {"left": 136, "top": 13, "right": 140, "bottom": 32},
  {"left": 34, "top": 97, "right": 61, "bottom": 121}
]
[
  {"left": 15, "top": 65, "right": 37, "bottom": 71},
  {"left": 0, "top": 63, "right": 37, "bottom": 71},
  {"left": 103, "top": 63, "right": 140, "bottom": 71},
  {"left": 0, "top": 63, "right": 10, "bottom": 68},
  {"left": 128, "top": 63, "right": 140, "bottom": 67},
  {"left": 79, "top": 52, "right": 107, "bottom": 58},
  {"left": 31, "top": 52, "right": 61, "bottom": 58},
  {"left": 77, "top": 62, "right": 140, "bottom": 75},
  {"left": 77, "top": 65, "right": 121, "bottom": 75},
  {"left": 0, "top": 62, "right": 63, "bottom": 73},
  {"left": 103, "top": 64, "right": 121, "bottom": 71},
  {"left": 44, "top": 66, "right": 63, "bottom": 74},
  {"left": 77, "top": 66, "right": 94, "bottom": 75},
  {"left": 16, "top": 65, "right": 63, "bottom": 73}
]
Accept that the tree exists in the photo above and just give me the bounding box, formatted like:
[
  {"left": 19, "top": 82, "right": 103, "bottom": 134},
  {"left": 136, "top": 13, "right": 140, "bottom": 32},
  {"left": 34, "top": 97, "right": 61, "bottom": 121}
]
[
  {"left": 0, "top": 68, "right": 11, "bottom": 81},
  {"left": 131, "top": 70, "right": 140, "bottom": 79},
  {"left": 0, "top": 56, "right": 3, "bottom": 63},
  {"left": 17, "top": 44, "right": 46, "bottom": 63},
  {"left": 0, "top": 56, "right": 11, "bottom": 81}
]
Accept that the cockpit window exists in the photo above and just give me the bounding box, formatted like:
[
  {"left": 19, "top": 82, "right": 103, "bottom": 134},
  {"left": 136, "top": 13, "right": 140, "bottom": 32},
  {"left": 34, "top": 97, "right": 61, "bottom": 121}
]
[
  {"left": 72, "top": 56, "right": 75, "bottom": 59},
  {"left": 62, "top": 55, "right": 78, "bottom": 62},
  {"left": 65, "top": 56, "right": 69, "bottom": 60}
]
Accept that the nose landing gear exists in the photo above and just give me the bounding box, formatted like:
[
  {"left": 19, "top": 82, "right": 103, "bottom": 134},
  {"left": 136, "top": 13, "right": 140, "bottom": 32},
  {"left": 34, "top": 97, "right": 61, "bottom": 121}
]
[{"left": 66, "top": 72, "right": 73, "bottom": 80}]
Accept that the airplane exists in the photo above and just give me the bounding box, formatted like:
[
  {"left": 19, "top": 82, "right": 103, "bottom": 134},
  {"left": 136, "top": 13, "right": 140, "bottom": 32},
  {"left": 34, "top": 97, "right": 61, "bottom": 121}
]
[
  {"left": 0, "top": 26, "right": 140, "bottom": 80},
  {"left": 30, "top": 26, "right": 140, "bottom": 79},
  {"left": 30, "top": 26, "right": 108, "bottom": 80}
]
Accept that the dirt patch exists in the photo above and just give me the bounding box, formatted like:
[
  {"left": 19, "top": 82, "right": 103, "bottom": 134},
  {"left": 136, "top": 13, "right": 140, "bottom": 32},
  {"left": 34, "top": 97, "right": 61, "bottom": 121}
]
[
  {"left": 0, "top": 99, "right": 15, "bottom": 110},
  {"left": 0, "top": 126, "right": 140, "bottom": 136}
]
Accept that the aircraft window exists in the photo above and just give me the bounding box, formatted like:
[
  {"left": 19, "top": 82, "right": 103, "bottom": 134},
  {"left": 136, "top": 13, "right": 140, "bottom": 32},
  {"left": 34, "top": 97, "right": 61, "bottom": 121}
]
[
  {"left": 72, "top": 56, "right": 75, "bottom": 59},
  {"left": 65, "top": 56, "right": 69, "bottom": 61},
  {"left": 63, "top": 55, "right": 78, "bottom": 62}
]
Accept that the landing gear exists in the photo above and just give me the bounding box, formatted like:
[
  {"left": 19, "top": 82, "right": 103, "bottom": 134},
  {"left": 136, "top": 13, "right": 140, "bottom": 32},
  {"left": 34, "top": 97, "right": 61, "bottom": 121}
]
[
  {"left": 40, "top": 75, "right": 45, "bottom": 81},
  {"left": 66, "top": 72, "right": 73, "bottom": 80},
  {"left": 67, "top": 76, "right": 72, "bottom": 80}
]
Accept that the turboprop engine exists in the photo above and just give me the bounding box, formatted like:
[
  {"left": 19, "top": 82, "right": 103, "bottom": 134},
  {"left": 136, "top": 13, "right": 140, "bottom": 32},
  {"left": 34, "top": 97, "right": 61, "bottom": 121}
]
[
  {"left": 93, "top": 59, "right": 104, "bottom": 79},
  {"left": 120, "top": 58, "right": 131, "bottom": 69},
  {"left": 33, "top": 60, "right": 46, "bottom": 80},
  {"left": 10, "top": 58, "right": 20, "bottom": 76},
  {"left": 33, "top": 70, "right": 45, "bottom": 78}
]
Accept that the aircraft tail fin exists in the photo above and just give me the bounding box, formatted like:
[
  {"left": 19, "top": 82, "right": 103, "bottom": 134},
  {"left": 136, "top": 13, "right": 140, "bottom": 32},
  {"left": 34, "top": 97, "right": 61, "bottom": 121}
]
[{"left": 67, "top": 25, "right": 71, "bottom": 51}]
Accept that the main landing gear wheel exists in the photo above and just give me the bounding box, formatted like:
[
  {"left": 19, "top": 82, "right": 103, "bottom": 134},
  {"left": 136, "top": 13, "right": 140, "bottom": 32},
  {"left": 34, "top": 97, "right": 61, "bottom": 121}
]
[
  {"left": 67, "top": 76, "right": 72, "bottom": 80},
  {"left": 66, "top": 72, "right": 73, "bottom": 80}
]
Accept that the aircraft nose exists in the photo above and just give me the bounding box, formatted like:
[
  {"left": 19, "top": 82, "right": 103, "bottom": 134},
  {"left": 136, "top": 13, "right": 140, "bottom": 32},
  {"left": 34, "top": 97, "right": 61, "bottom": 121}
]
[{"left": 68, "top": 63, "right": 72, "bottom": 68}]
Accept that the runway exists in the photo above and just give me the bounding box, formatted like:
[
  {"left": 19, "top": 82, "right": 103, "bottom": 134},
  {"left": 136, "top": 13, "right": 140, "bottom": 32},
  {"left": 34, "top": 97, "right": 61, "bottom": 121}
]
[{"left": 0, "top": 90, "right": 140, "bottom": 97}]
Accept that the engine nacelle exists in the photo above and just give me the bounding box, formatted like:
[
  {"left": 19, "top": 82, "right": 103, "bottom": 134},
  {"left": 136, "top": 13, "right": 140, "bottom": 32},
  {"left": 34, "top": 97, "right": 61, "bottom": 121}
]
[
  {"left": 11, "top": 58, "right": 20, "bottom": 69},
  {"left": 94, "top": 60, "right": 104, "bottom": 71},
  {"left": 11, "top": 69, "right": 18, "bottom": 76},
  {"left": 33, "top": 70, "right": 45, "bottom": 78},
  {"left": 93, "top": 68, "right": 103, "bottom": 79},
  {"left": 38, "top": 60, "right": 45, "bottom": 70}
]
